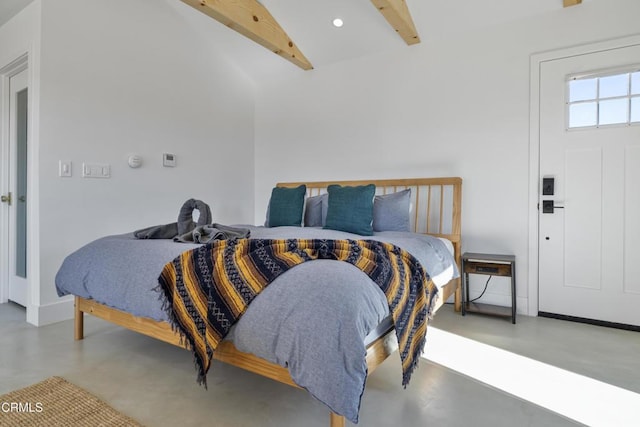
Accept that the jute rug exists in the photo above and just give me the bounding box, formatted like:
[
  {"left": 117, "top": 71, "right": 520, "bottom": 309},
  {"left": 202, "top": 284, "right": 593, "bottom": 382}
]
[{"left": 0, "top": 377, "right": 144, "bottom": 426}]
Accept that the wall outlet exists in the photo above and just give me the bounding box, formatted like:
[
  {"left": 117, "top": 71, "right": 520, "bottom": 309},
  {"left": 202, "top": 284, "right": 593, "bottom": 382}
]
[{"left": 82, "top": 163, "right": 110, "bottom": 178}]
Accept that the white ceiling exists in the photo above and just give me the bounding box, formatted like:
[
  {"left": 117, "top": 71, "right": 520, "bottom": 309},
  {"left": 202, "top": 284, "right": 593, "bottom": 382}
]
[
  {"left": 2, "top": 0, "right": 573, "bottom": 80},
  {"left": 164, "top": 0, "right": 415, "bottom": 79},
  {"left": 167, "top": 0, "right": 567, "bottom": 81},
  {"left": 256, "top": 0, "right": 565, "bottom": 67}
]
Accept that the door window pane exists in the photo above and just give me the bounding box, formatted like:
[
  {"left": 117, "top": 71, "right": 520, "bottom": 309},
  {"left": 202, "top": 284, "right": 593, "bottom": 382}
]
[
  {"left": 567, "top": 68, "right": 640, "bottom": 129},
  {"left": 569, "top": 78, "right": 597, "bottom": 102},
  {"left": 631, "top": 97, "right": 640, "bottom": 123},
  {"left": 599, "top": 74, "right": 629, "bottom": 98},
  {"left": 599, "top": 98, "right": 628, "bottom": 125},
  {"left": 632, "top": 72, "right": 640, "bottom": 95},
  {"left": 569, "top": 102, "right": 597, "bottom": 128}
]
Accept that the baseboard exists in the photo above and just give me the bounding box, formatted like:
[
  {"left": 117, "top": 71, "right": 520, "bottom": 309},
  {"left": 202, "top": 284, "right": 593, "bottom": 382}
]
[
  {"left": 28, "top": 298, "right": 74, "bottom": 326},
  {"left": 538, "top": 312, "right": 640, "bottom": 332}
]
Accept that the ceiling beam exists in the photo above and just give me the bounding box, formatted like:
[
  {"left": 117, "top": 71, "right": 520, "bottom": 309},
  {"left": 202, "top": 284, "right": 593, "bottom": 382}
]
[
  {"left": 181, "top": 0, "right": 313, "bottom": 70},
  {"left": 563, "top": 0, "right": 582, "bottom": 6},
  {"left": 370, "top": 0, "right": 420, "bottom": 45}
]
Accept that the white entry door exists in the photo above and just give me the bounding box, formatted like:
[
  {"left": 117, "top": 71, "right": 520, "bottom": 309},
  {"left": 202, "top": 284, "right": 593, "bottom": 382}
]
[
  {"left": 2, "top": 68, "right": 29, "bottom": 307},
  {"left": 538, "top": 43, "right": 640, "bottom": 327}
]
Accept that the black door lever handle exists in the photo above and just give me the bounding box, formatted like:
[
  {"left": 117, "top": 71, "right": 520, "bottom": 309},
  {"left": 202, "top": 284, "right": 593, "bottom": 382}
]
[{"left": 542, "top": 200, "right": 564, "bottom": 214}]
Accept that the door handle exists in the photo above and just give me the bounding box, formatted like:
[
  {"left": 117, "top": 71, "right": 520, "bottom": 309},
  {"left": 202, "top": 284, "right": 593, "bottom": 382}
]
[
  {"left": 542, "top": 200, "right": 564, "bottom": 214},
  {"left": 1, "top": 192, "right": 11, "bottom": 206}
]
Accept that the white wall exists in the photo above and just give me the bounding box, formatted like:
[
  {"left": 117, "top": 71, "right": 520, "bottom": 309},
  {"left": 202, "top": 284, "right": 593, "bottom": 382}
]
[
  {"left": 34, "top": 0, "right": 255, "bottom": 323},
  {"left": 254, "top": 0, "right": 640, "bottom": 314},
  {"left": 0, "top": 3, "right": 38, "bottom": 66}
]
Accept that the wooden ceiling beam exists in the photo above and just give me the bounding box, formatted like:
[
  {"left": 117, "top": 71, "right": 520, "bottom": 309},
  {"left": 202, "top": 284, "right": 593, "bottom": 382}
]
[
  {"left": 563, "top": 0, "right": 582, "bottom": 6},
  {"left": 181, "top": 0, "right": 313, "bottom": 70},
  {"left": 370, "top": 0, "right": 420, "bottom": 45}
]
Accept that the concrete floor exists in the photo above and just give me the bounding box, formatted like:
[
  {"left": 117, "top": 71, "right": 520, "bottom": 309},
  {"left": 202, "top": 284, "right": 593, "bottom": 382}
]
[{"left": 1, "top": 302, "right": 638, "bottom": 427}]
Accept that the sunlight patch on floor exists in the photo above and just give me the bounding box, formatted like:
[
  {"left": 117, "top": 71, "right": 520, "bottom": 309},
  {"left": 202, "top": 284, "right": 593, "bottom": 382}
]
[{"left": 422, "top": 328, "right": 639, "bottom": 427}]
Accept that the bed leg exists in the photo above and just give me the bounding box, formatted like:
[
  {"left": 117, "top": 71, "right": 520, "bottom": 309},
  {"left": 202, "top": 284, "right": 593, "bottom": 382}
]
[
  {"left": 330, "top": 412, "right": 345, "bottom": 427},
  {"left": 74, "top": 297, "right": 84, "bottom": 340}
]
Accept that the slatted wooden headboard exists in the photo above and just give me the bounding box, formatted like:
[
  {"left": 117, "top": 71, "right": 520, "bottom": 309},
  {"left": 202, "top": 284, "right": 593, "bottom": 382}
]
[
  {"left": 277, "top": 177, "right": 461, "bottom": 248},
  {"left": 277, "top": 177, "right": 463, "bottom": 310}
]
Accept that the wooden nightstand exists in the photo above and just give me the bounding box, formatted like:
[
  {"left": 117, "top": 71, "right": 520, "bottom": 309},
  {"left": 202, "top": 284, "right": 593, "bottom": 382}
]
[{"left": 461, "top": 252, "right": 516, "bottom": 324}]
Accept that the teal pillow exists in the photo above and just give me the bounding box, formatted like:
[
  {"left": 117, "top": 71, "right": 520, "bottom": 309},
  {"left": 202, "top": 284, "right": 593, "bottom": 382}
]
[
  {"left": 267, "top": 185, "right": 306, "bottom": 227},
  {"left": 324, "top": 184, "right": 375, "bottom": 235}
]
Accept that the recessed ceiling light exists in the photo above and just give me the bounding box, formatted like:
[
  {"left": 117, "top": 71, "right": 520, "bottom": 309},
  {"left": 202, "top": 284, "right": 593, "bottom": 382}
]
[{"left": 332, "top": 18, "right": 344, "bottom": 28}]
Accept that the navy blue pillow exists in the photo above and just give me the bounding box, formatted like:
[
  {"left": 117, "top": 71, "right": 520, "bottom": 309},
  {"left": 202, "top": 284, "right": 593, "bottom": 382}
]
[
  {"left": 267, "top": 185, "right": 306, "bottom": 227},
  {"left": 324, "top": 184, "right": 375, "bottom": 235}
]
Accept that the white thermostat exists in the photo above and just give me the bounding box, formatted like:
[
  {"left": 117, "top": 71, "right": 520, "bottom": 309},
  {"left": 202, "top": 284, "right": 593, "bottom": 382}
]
[
  {"left": 163, "top": 153, "right": 176, "bottom": 167},
  {"left": 128, "top": 154, "right": 143, "bottom": 168}
]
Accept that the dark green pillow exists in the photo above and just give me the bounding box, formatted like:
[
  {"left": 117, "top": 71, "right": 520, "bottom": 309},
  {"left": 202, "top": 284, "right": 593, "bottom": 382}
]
[
  {"left": 267, "top": 185, "right": 306, "bottom": 227},
  {"left": 324, "top": 184, "right": 376, "bottom": 235}
]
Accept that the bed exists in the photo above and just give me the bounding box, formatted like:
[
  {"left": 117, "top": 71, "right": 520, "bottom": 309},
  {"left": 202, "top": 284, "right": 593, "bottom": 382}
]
[{"left": 57, "top": 177, "right": 462, "bottom": 427}]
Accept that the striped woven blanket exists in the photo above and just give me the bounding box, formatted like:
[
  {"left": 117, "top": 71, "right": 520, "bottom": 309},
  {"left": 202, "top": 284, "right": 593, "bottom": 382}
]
[{"left": 157, "top": 238, "right": 438, "bottom": 388}]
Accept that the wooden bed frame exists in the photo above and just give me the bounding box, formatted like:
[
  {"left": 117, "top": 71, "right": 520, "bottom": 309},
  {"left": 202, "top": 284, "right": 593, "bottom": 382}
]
[{"left": 73, "top": 177, "right": 462, "bottom": 427}]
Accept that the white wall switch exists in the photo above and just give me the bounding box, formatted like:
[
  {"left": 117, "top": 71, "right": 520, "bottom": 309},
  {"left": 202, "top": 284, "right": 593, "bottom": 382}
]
[
  {"left": 59, "top": 160, "right": 72, "bottom": 177},
  {"left": 82, "top": 163, "right": 110, "bottom": 178}
]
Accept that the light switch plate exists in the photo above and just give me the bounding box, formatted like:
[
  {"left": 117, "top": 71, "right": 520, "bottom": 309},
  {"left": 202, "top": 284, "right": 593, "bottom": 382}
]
[
  {"left": 59, "top": 160, "right": 72, "bottom": 177},
  {"left": 82, "top": 163, "right": 110, "bottom": 178}
]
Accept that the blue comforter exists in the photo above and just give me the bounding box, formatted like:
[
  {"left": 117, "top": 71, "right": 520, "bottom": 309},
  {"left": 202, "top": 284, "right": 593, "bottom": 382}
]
[{"left": 55, "top": 226, "right": 457, "bottom": 424}]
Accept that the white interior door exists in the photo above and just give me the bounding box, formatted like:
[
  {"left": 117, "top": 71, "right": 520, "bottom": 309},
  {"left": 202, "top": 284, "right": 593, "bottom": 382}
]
[
  {"left": 539, "top": 44, "right": 640, "bottom": 327},
  {"left": 4, "top": 68, "right": 29, "bottom": 307}
]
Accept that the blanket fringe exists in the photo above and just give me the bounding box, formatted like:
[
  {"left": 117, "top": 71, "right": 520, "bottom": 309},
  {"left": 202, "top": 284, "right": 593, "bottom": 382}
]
[
  {"left": 402, "top": 283, "right": 439, "bottom": 388},
  {"left": 154, "top": 283, "right": 209, "bottom": 388},
  {"left": 402, "top": 333, "right": 427, "bottom": 388}
]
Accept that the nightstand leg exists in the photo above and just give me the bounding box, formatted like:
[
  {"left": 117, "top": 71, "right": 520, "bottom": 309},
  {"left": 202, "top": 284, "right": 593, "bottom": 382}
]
[
  {"left": 462, "top": 271, "right": 469, "bottom": 316},
  {"left": 511, "top": 261, "right": 516, "bottom": 324}
]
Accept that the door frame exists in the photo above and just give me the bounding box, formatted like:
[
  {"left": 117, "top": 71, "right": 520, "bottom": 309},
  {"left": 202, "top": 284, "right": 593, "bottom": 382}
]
[
  {"left": 0, "top": 49, "right": 40, "bottom": 323},
  {"left": 528, "top": 34, "right": 640, "bottom": 316}
]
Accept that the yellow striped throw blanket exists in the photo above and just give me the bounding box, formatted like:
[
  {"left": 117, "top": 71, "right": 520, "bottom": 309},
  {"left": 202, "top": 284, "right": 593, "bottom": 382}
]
[{"left": 158, "top": 238, "right": 438, "bottom": 388}]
